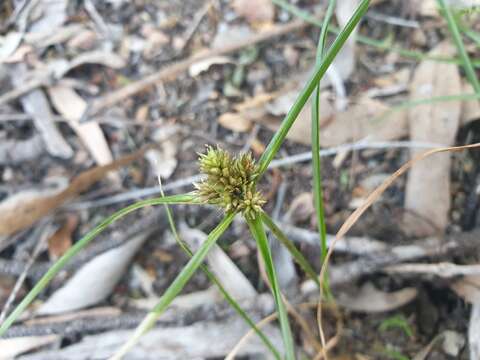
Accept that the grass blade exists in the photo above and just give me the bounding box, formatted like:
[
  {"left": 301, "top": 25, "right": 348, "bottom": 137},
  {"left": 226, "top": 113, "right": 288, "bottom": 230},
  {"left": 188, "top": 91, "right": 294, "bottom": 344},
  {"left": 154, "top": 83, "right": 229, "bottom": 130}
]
[
  {"left": 158, "top": 186, "right": 281, "bottom": 359},
  {"left": 374, "top": 92, "right": 480, "bottom": 123},
  {"left": 272, "top": 0, "right": 480, "bottom": 67},
  {"left": 247, "top": 215, "right": 295, "bottom": 360},
  {"left": 462, "top": 27, "right": 480, "bottom": 48},
  {"left": 110, "top": 212, "right": 236, "bottom": 360},
  {"left": 312, "top": 0, "right": 335, "bottom": 294},
  {"left": 0, "top": 193, "right": 196, "bottom": 336},
  {"left": 260, "top": 212, "right": 319, "bottom": 288},
  {"left": 437, "top": 0, "right": 480, "bottom": 93},
  {"left": 257, "top": 0, "right": 370, "bottom": 176}
]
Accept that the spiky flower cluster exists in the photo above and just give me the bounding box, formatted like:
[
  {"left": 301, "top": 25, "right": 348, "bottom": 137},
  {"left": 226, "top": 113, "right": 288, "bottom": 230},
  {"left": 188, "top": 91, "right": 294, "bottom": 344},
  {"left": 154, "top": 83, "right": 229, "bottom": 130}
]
[{"left": 194, "top": 146, "right": 265, "bottom": 219}]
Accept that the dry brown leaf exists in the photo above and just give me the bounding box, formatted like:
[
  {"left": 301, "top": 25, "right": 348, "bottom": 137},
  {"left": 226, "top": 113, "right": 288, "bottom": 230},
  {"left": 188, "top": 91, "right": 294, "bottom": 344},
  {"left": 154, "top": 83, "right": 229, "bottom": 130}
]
[
  {"left": 189, "top": 56, "right": 233, "bottom": 77},
  {"left": 2, "top": 44, "right": 33, "bottom": 63},
  {"left": 180, "top": 224, "right": 257, "bottom": 301},
  {"left": 25, "top": 24, "right": 86, "bottom": 49},
  {"left": 54, "top": 50, "right": 126, "bottom": 79},
  {"left": 279, "top": 94, "right": 406, "bottom": 147},
  {"left": 212, "top": 24, "right": 254, "bottom": 50},
  {"left": 47, "top": 84, "right": 113, "bottom": 166},
  {"left": 337, "top": 283, "right": 417, "bottom": 313},
  {"left": 218, "top": 112, "right": 252, "bottom": 132},
  {"left": 39, "top": 231, "right": 151, "bottom": 315},
  {"left": 235, "top": 86, "right": 408, "bottom": 146},
  {"left": 450, "top": 275, "right": 480, "bottom": 304},
  {"left": 323, "top": 96, "right": 407, "bottom": 146},
  {"left": 213, "top": 93, "right": 277, "bottom": 133},
  {"left": 29, "top": 0, "right": 68, "bottom": 32},
  {"left": 0, "top": 147, "right": 148, "bottom": 236},
  {"left": 12, "top": 64, "right": 74, "bottom": 159},
  {"left": 67, "top": 29, "right": 98, "bottom": 50},
  {"left": 69, "top": 50, "right": 126, "bottom": 69},
  {"left": 48, "top": 214, "right": 79, "bottom": 260},
  {"left": 404, "top": 42, "right": 462, "bottom": 236},
  {"left": 334, "top": 0, "right": 360, "bottom": 82},
  {"left": 232, "top": 0, "right": 275, "bottom": 25},
  {"left": 0, "top": 32, "right": 24, "bottom": 62}
]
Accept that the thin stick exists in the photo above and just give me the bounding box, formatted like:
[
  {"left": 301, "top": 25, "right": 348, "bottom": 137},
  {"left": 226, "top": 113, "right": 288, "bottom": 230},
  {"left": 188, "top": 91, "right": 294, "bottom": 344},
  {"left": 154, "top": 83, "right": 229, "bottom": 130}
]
[
  {"left": 84, "top": 20, "right": 306, "bottom": 118},
  {"left": 68, "top": 140, "right": 440, "bottom": 210}
]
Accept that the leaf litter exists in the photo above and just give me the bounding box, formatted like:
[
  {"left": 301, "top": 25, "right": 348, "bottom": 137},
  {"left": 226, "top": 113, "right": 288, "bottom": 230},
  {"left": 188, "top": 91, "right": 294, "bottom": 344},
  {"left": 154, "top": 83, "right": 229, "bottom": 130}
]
[{"left": 2, "top": 0, "right": 480, "bottom": 358}]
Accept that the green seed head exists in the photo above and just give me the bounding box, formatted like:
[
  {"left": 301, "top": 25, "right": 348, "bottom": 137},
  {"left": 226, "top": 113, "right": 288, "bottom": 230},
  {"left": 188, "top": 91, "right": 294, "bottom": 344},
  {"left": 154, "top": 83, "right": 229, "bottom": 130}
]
[{"left": 195, "top": 146, "right": 265, "bottom": 218}]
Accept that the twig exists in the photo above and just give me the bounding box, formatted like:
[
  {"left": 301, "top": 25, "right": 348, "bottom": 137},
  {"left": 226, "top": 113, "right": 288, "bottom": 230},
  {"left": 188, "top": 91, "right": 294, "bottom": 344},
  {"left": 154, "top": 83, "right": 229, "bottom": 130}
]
[
  {"left": 365, "top": 10, "right": 419, "bottom": 28},
  {"left": 301, "top": 229, "right": 480, "bottom": 292},
  {"left": 68, "top": 140, "right": 442, "bottom": 209},
  {"left": 66, "top": 174, "right": 204, "bottom": 210},
  {"left": 269, "top": 140, "right": 445, "bottom": 168},
  {"left": 280, "top": 223, "right": 387, "bottom": 255},
  {"left": 84, "top": 0, "right": 110, "bottom": 39},
  {"left": 83, "top": 19, "right": 307, "bottom": 118},
  {"left": 176, "top": 1, "right": 212, "bottom": 52},
  {"left": 0, "top": 208, "right": 167, "bottom": 281},
  {"left": 0, "top": 77, "right": 47, "bottom": 107},
  {"left": 384, "top": 262, "right": 480, "bottom": 278},
  {"left": 3, "top": 295, "right": 270, "bottom": 338},
  {"left": 4, "top": 313, "right": 153, "bottom": 338}
]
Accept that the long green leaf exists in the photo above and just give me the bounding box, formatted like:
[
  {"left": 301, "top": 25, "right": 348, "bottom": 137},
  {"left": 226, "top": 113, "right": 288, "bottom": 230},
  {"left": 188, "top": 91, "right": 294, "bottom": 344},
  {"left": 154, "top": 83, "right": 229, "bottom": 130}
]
[
  {"left": 260, "top": 212, "right": 319, "bottom": 288},
  {"left": 257, "top": 0, "right": 370, "bottom": 176},
  {"left": 247, "top": 215, "right": 295, "bottom": 360},
  {"left": 272, "top": 0, "right": 480, "bottom": 67},
  {"left": 437, "top": 0, "right": 480, "bottom": 93},
  {"left": 0, "top": 193, "right": 196, "bottom": 336},
  {"left": 159, "top": 187, "right": 281, "bottom": 359},
  {"left": 312, "top": 0, "right": 335, "bottom": 293},
  {"left": 110, "top": 212, "right": 235, "bottom": 360}
]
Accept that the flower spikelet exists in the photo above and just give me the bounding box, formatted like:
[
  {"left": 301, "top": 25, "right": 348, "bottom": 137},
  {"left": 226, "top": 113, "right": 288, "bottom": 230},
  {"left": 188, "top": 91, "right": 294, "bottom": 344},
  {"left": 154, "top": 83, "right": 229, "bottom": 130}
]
[{"left": 195, "top": 146, "right": 265, "bottom": 219}]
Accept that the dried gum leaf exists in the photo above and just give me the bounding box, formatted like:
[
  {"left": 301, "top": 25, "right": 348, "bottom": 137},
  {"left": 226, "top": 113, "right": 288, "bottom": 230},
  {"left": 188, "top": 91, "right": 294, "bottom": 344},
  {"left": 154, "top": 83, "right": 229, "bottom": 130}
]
[
  {"left": 0, "top": 147, "right": 149, "bottom": 236},
  {"left": 404, "top": 42, "right": 462, "bottom": 236}
]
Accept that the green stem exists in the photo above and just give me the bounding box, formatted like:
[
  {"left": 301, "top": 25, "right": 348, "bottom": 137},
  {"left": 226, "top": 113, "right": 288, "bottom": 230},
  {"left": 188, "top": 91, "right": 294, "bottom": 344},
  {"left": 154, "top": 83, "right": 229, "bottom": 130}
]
[
  {"left": 437, "top": 0, "right": 480, "bottom": 93},
  {"left": 111, "top": 212, "right": 236, "bottom": 359},
  {"left": 260, "top": 212, "right": 320, "bottom": 287},
  {"left": 247, "top": 215, "right": 295, "bottom": 360},
  {"left": 312, "top": 0, "right": 335, "bottom": 293},
  {"left": 160, "top": 189, "right": 281, "bottom": 359},
  {"left": 257, "top": 0, "right": 371, "bottom": 176},
  {"left": 0, "top": 193, "right": 196, "bottom": 336}
]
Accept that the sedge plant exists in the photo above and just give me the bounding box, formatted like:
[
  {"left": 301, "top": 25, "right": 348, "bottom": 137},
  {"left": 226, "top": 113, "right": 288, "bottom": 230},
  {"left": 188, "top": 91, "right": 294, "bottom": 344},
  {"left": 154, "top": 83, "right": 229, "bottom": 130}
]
[
  {"left": 0, "top": 0, "right": 371, "bottom": 358},
  {"left": 311, "top": 0, "right": 336, "bottom": 297}
]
